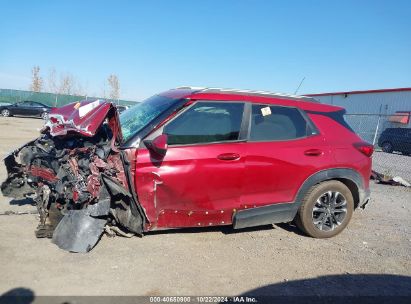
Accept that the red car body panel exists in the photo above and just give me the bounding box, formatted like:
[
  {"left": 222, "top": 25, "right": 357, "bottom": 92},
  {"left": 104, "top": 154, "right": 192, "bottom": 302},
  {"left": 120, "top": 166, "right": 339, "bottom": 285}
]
[
  {"left": 126, "top": 89, "right": 371, "bottom": 231},
  {"left": 307, "top": 112, "right": 371, "bottom": 189},
  {"left": 135, "top": 142, "right": 246, "bottom": 230},
  {"left": 242, "top": 135, "right": 333, "bottom": 206}
]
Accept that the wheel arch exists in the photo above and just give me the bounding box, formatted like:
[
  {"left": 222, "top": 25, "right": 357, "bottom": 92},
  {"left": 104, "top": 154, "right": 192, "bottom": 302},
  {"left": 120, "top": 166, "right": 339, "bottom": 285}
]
[
  {"left": 294, "top": 168, "right": 365, "bottom": 212},
  {"left": 334, "top": 178, "right": 360, "bottom": 209}
]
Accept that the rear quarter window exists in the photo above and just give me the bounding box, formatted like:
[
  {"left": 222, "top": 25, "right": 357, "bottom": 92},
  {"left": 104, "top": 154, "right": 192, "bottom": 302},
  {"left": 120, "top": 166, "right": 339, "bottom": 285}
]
[{"left": 306, "top": 109, "right": 354, "bottom": 133}]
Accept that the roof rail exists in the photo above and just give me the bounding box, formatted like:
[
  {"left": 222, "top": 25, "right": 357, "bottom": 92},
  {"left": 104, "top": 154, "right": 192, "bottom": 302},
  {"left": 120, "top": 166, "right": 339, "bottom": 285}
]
[
  {"left": 175, "top": 86, "right": 206, "bottom": 90},
  {"left": 175, "top": 86, "right": 318, "bottom": 102}
]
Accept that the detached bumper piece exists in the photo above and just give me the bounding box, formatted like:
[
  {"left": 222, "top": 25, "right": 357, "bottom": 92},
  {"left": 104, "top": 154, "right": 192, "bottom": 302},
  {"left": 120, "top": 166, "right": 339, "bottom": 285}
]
[{"left": 52, "top": 186, "right": 110, "bottom": 253}]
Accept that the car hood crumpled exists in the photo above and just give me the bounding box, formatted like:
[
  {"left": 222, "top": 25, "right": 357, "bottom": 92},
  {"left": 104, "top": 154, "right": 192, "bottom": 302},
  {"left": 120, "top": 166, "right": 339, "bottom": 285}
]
[{"left": 44, "top": 99, "right": 122, "bottom": 140}]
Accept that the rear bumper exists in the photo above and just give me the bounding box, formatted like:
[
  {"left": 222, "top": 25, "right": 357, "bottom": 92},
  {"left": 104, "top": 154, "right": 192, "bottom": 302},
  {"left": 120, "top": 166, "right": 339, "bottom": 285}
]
[{"left": 358, "top": 187, "right": 371, "bottom": 209}]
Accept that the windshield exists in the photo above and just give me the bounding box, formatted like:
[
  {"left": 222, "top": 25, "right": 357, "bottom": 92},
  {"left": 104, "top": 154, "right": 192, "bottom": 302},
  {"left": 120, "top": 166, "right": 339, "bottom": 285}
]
[{"left": 120, "top": 95, "right": 180, "bottom": 142}]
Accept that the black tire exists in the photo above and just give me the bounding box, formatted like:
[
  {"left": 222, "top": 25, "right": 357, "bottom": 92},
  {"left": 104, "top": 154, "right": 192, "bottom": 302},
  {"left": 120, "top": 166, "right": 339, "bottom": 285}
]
[
  {"left": 381, "top": 141, "right": 393, "bottom": 153},
  {"left": 1, "top": 109, "right": 11, "bottom": 117},
  {"left": 295, "top": 180, "right": 354, "bottom": 238}
]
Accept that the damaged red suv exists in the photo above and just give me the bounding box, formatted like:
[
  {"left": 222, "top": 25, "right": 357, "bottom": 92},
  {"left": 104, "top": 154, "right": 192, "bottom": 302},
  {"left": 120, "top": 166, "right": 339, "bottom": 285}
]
[{"left": 1, "top": 87, "right": 372, "bottom": 252}]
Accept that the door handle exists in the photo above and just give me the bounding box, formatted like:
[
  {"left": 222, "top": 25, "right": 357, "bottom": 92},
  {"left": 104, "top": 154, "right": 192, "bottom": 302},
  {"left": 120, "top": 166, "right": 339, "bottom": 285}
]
[
  {"left": 304, "top": 149, "right": 324, "bottom": 156},
  {"left": 217, "top": 153, "right": 240, "bottom": 161}
]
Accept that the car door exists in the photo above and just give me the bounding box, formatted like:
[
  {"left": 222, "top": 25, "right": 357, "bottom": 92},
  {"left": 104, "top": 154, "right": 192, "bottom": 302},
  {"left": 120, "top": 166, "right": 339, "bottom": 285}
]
[
  {"left": 15, "top": 101, "right": 35, "bottom": 116},
  {"left": 10, "top": 102, "right": 25, "bottom": 115},
  {"left": 134, "top": 101, "right": 247, "bottom": 229},
  {"left": 242, "top": 104, "right": 332, "bottom": 207}
]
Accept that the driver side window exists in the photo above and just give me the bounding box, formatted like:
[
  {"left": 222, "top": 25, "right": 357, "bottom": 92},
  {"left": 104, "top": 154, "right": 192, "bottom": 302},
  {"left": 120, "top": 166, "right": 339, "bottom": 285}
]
[
  {"left": 31, "top": 102, "right": 42, "bottom": 107},
  {"left": 164, "top": 102, "right": 245, "bottom": 145}
]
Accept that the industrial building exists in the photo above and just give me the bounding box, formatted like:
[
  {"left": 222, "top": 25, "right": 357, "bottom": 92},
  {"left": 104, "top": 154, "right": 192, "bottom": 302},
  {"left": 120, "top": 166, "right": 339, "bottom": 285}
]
[
  {"left": 306, "top": 87, "right": 411, "bottom": 144},
  {"left": 306, "top": 87, "right": 411, "bottom": 116}
]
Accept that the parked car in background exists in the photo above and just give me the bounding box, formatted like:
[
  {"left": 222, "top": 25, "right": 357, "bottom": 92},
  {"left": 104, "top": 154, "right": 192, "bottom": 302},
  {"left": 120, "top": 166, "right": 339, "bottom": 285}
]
[
  {"left": 0, "top": 101, "right": 52, "bottom": 119},
  {"left": 1, "top": 87, "right": 373, "bottom": 252},
  {"left": 378, "top": 127, "right": 411, "bottom": 155}
]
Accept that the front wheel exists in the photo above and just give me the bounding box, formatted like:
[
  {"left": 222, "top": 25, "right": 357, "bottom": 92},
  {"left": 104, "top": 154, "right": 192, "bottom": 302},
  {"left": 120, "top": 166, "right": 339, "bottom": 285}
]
[
  {"left": 1, "top": 109, "right": 11, "bottom": 117},
  {"left": 295, "top": 180, "right": 354, "bottom": 238}
]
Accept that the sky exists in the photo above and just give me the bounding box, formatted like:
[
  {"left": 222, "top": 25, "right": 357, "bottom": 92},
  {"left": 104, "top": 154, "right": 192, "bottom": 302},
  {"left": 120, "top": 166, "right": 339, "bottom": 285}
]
[{"left": 0, "top": 0, "right": 410, "bottom": 101}]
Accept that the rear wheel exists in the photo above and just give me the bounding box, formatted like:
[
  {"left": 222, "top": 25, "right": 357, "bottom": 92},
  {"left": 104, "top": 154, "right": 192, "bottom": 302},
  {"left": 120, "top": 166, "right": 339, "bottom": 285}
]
[
  {"left": 381, "top": 141, "right": 393, "bottom": 153},
  {"left": 1, "top": 109, "right": 11, "bottom": 117},
  {"left": 295, "top": 180, "right": 354, "bottom": 238}
]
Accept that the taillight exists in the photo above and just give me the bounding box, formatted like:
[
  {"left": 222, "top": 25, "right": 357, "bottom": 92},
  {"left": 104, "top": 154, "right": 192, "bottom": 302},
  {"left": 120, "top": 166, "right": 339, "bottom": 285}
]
[{"left": 354, "top": 142, "right": 374, "bottom": 157}]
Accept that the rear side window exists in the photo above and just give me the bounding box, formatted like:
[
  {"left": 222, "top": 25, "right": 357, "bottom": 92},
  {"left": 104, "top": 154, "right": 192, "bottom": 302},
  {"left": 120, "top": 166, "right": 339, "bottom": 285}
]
[
  {"left": 329, "top": 110, "right": 355, "bottom": 132},
  {"left": 250, "top": 105, "right": 312, "bottom": 141},
  {"left": 164, "top": 102, "right": 244, "bottom": 145},
  {"left": 306, "top": 109, "right": 354, "bottom": 133}
]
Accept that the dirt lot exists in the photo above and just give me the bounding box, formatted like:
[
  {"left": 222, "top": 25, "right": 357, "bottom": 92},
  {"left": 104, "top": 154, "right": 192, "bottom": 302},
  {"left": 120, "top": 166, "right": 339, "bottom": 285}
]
[{"left": 0, "top": 117, "right": 410, "bottom": 299}]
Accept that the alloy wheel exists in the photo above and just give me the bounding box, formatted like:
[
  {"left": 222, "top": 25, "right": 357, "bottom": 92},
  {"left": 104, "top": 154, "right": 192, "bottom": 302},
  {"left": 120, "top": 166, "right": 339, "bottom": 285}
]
[{"left": 312, "top": 191, "right": 347, "bottom": 232}]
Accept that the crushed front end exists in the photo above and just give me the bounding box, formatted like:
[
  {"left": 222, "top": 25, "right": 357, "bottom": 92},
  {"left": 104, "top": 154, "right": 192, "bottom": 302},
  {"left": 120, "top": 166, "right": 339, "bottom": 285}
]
[{"left": 1, "top": 100, "right": 144, "bottom": 252}]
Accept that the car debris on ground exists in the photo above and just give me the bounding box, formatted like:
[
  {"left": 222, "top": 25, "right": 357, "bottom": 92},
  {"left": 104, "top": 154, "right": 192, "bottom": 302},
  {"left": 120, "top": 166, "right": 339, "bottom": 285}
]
[{"left": 371, "top": 170, "right": 411, "bottom": 187}]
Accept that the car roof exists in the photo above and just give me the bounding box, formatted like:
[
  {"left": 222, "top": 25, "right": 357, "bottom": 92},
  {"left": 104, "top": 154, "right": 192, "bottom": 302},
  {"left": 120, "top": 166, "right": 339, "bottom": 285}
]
[{"left": 159, "top": 87, "right": 344, "bottom": 112}]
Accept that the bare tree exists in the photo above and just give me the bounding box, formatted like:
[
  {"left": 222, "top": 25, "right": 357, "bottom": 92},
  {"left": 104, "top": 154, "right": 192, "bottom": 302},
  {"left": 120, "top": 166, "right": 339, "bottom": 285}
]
[
  {"left": 74, "top": 82, "right": 86, "bottom": 96},
  {"left": 58, "top": 73, "right": 76, "bottom": 95},
  {"left": 107, "top": 74, "right": 120, "bottom": 101},
  {"left": 47, "top": 67, "right": 58, "bottom": 93},
  {"left": 30, "top": 66, "right": 43, "bottom": 92},
  {"left": 46, "top": 69, "right": 87, "bottom": 96}
]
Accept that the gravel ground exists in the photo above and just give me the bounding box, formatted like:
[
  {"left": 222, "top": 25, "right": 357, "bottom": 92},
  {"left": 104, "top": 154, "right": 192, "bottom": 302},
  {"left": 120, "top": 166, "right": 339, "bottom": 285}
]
[{"left": 0, "top": 117, "right": 410, "bottom": 299}]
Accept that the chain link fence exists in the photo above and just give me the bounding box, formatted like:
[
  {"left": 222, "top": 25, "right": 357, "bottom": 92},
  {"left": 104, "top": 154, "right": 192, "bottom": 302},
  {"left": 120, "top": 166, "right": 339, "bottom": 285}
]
[
  {"left": 345, "top": 113, "right": 411, "bottom": 182},
  {"left": 0, "top": 88, "right": 138, "bottom": 107}
]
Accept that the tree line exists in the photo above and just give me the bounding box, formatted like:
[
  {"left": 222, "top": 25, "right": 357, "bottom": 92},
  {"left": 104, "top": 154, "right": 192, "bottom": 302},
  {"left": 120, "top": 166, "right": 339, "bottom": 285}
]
[{"left": 30, "top": 66, "right": 120, "bottom": 100}]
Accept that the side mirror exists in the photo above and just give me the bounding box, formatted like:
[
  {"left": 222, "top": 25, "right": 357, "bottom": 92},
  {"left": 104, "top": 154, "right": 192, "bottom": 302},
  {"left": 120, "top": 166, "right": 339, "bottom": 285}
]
[{"left": 144, "top": 134, "right": 168, "bottom": 158}]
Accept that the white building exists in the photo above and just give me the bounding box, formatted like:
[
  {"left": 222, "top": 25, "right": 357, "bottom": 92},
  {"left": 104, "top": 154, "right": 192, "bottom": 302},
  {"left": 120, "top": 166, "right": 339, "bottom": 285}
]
[
  {"left": 305, "top": 87, "right": 411, "bottom": 143},
  {"left": 306, "top": 87, "right": 411, "bottom": 116}
]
